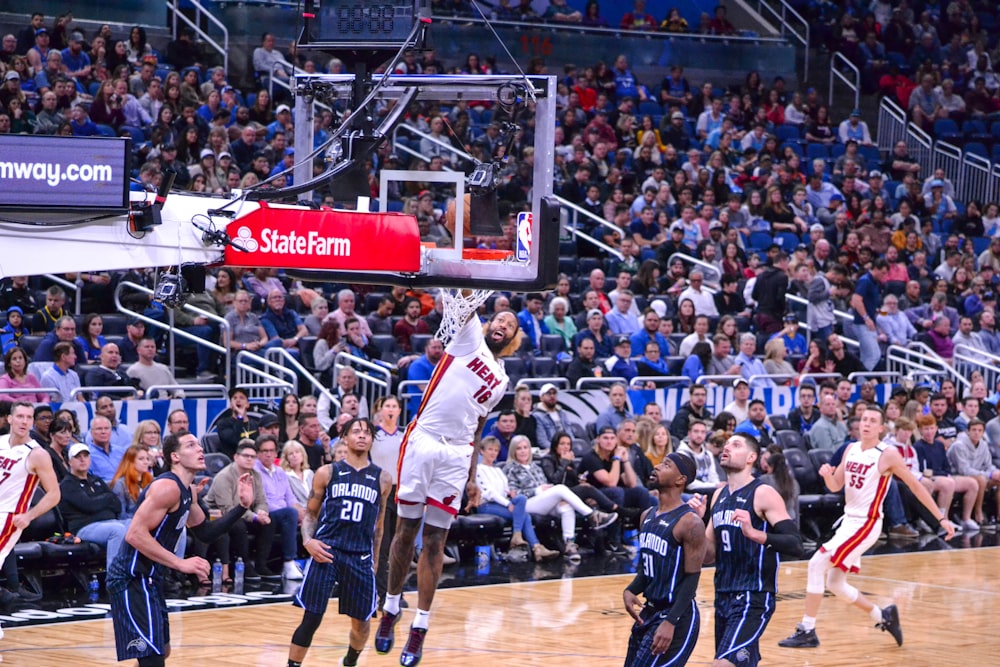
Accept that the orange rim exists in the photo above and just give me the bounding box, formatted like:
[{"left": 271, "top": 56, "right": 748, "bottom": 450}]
[{"left": 462, "top": 248, "right": 514, "bottom": 261}]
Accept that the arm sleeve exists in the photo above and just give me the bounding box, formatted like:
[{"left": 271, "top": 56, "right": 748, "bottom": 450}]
[
  {"left": 665, "top": 572, "right": 700, "bottom": 625},
  {"left": 764, "top": 519, "right": 803, "bottom": 557},
  {"left": 189, "top": 503, "right": 248, "bottom": 542}
]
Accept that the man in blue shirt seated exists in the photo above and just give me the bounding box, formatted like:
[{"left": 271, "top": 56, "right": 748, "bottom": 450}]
[{"left": 261, "top": 288, "right": 308, "bottom": 359}]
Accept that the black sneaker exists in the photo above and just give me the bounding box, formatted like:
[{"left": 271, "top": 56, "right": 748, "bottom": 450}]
[
  {"left": 778, "top": 624, "right": 820, "bottom": 648},
  {"left": 400, "top": 626, "right": 427, "bottom": 667},
  {"left": 374, "top": 610, "right": 401, "bottom": 654},
  {"left": 243, "top": 563, "right": 262, "bottom": 582},
  {"left": 256, "top": 564, "right": 281, "bottom": 581},
  {"left": 16, "top": 584, "right": 43, "bottom": 602},
  {"left": 876, "top": 604, "right": 903, "bottom": 646}
]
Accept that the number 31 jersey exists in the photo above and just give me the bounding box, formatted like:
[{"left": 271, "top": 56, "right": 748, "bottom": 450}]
[{"left": 315, "top": 460, "right": 383, "bottom": 554}]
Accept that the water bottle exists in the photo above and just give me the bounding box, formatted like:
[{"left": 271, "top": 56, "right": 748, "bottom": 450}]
[
  {"left": 233, "top": 557, "right": 245, "bottom": 595},
  {"left": 88, "top": 574, "right": 100, "bottom": 602},
  {"left": 475, "top": 545, "right": 491, "bottom": 575},
  {"left": 212, "top": 559, "right": 223, "bottom": 593}
]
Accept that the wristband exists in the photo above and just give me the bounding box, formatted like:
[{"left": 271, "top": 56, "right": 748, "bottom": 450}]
[
  {"left": 252, "top": 514, "right": 257, "bottom": 523},
  {"left": 612, "top": 456, "right": 621, "bottom": 462}
]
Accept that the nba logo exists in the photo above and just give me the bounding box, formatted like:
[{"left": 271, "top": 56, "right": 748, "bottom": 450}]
[{"left": 516, "top": 212, "right": 532, "bottom": 262}]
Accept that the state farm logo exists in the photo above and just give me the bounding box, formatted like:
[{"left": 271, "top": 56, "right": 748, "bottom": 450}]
[{"left": 230, "top": 226, "right": 351, "bottom": 256}]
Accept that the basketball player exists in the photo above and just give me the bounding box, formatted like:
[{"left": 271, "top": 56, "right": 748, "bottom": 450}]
[
  {"left": 371, "top": 395, "right": 404, "bottom": 611},
  {"left": 377, "top": 305, "right": 521, "bottom": 666},
  {"left": 288, "top": 417, "right": 392, "bottom": 667},
  {"left": 622, "top": 452, "right": 705, "bottom": 667},
  {"left": 690, "top": 432, "right": 802, "bottom": 667},
  {"left": 0, "top": 401, "right": 62, "bottom": 638},
  {"left": 109, "top": 431, "right": 254, "bottom": 666},
  {"left": 778, "top": 406, "right": 956, "bottom": 649}
]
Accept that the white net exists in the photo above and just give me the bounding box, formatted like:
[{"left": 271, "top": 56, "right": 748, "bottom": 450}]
[{"left": 435, "top": 288, "right": 495, "bottom": 346}]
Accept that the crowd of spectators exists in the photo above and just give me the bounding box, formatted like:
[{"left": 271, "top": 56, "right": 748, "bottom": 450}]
[{"left": 3, "top": 3, "right": 1000, "bottom": 590}]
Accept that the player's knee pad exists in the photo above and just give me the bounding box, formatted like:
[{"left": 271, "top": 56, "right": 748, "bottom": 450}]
[
  {"left": 806, "top": 549, "right": 831, "bottom": 595},
  {"left": 423, "top": 504, "right": 455, "bottom": 530},
  {"left": 291, "top": 610, "right": 324, "bottom": 648},
  {"left": 826, "top": 568, "right": 859, "bottom": 603}
]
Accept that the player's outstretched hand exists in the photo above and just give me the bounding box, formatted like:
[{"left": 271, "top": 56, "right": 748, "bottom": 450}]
[
  {"left": 940, "top": 518, "right": 956, "bottom": 541},
  {"left": 178, "top": 556, "right": 211, "bottom": 581},
  {"left": 650, "top": 617, "right": 676, "bottom": 655},
  {"left": 464, "top": 480, "right": 481, "bottom": 512},
  {"left": 236, "top": 473, "right": 254, "bottom": 509},
  {"left": 687, "top": 493, "right": 707, "bottom": 518},
  {"left": 622, "top": 589, "right": 643, "bottom": 623},
  {"left": 818, "top": 463, "right": 834, "bottom": 479},
  {"left": 305, "top": 538, "right": 333, "bottom": 563},
  {"left": 192, "top": 477, "right": 210, "bottom": 498}
]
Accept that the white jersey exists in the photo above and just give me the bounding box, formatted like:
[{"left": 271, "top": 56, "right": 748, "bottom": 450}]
[
  {"left": 0, "top": 435, "right": 41, "bottom": 515},
  {"left": 841, "top": 440, "right": 890, "bottom": 521},
  {"left": 408, "top": 316, "right": 508, "bottom": 447},
  {"left": 371, "top": 424, "right": 404, "bottom": 485}
]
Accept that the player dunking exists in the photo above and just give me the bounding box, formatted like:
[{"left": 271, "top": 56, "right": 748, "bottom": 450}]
[
  {"left": 622, "top": 452, "right": 705, "bottom": 667},
  {"left": 109, "top": 431, "right": 253, "bottom": 666},
  {"left": 287, "top": 417, "right": 392, "bottom": 667},
  {"left": 778, "top": 406, "right": 956, "bottom": 649},
  {"left": 690, "top": 432, "right": 802, "bottom": 667},
  {"left": 377, "top": 305, "right": 520, "bottom": 666},
  {"left": 0, "top": 401, "right": 61, "bottom": 640}
]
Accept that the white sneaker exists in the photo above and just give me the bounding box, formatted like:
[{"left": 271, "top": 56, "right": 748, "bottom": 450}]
[
  {"left": 283, "top": 560, "right": 304, "bottom": 580},
  {"left": 961, "top": 519, "right": 980, "bottom": 533}
]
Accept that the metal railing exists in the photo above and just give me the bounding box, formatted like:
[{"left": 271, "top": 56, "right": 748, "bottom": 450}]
[
  {"left": 935, "top": 141, "right": 963, "bottom": 198},
  {"left": 263, "top": 347, "right": 340, "bottom": 407},
  {"left": 905, "top": 123, "right": 934, "bottom": 171},
  {"left": 512, "top": 377, "right": 570, "bottom": 391},
  {"left": 44, "top": 274, "right": 81, "bottom": 315},
  {"left": 114, "top": 281, "right": 231, "bottom": 386},
  {"left": 166, "top": 0, "right": 228, "bottom": 74},
  {"left": 752, "top": 0, "right": 810, "bottom": 81},
  {"left": 784, "top": 294, "right": 860, "bottom": 350},
  {"left": 575, "top": 377, "right": 626, "bottom": 390},
  {"left": 334, "top": 352, "right": 392, "bottom": 415},
  {"left": 69, "top": 386, "right": 138, "bottom": 401},
  {"left": 666, "top": 252, "right": 721, "bottom": 286},
  {"left": 146, "top": 383, "right": 228, "bottom": 399},
  {"left": 963, "top": 152, "right": 996, "bottom": 205},
  {"left": 952, "top": 344, "right": 1000, "bottom": 392},
  {"left": 628, "top": 376, "right": 692, "bottom": 388},
  {"left": 829, "top": 52, "right": 859, "bottom": 109},
  {"left": 0, "top": 387, "right": 60, "bottom": 398},
  {"left": 885, "top": 343, "right": 962, "bottom": 389},
  {"left": 552, "top": 195, "right": 625, "bottom": 260},
  {"left": 876, "top": 96, "right": 907, "bottom": 155},
  {"left": 234, "top": 351, "right": 296, "bottom": 402},
  {"left": 747, "top": 373, "right": 798, "bottom": 385}
]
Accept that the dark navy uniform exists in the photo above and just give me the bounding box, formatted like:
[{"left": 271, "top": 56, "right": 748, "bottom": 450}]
[
  {"left": 109, "top": 472, "right": 191, "bottom": 662},
  {"left": 711, "top": 479, "right": 777, "bottom": 667},
  {"left": 295, "top": 460, "right": 383, "bottom": 621},
  {"left": 625, "top": 504, "right": 700, "bottom": 667}
]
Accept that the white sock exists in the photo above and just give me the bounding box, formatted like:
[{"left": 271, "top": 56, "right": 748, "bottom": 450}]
[
  {"left": 413, "top": 608, "right": 431, "bottom": 630},
  {"left": 801, "top": 615, "right": 816, "bottom": 631},
  {"left": 869, "top": 605, "right": 883, "bottom": 622},
  {"left": 384, "top": 593, "right": 401, "bottom": 615}
]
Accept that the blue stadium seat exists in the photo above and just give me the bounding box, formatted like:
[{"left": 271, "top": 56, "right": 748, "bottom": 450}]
[
  {"left": 830, "top": 143, "right": 846, "bottom": 159},
  {"left": 781, "top": 141, "right": 803, "bottom": 158},
  {"left": 638, "top": 100, "right": 663, "bottom": 117},
  {"left": 748, "top": 232, "right": 774, "bottom": 252},
  {"left": 992, "top": 122, "right": 1000, "bottom": 142},
  {"left": 973, "top": 237, "right": 992, "bottom": 255},
  {"left": 962, "top": 119, "right": 991, "bottom": 142},
  {"left": 933, "top": 118, "right": 962, "bottom": 143},
  {"left": 965, "top": 142, "right": 990, "bottom": 159},
  {"left": 859, "top": 145, "right": 881, "bottom": 164},
  {"left": 992, "top": 145, "right": 1000, "bottom": 164},
  {"left": 806, "top": 143, "right": 830, "bottom": 161},
  {"left": 775, "top": 125, "right": 801, "bottom": 143},
  {"left": 774, "top": 232, "right": 801, "bottom": 250}
]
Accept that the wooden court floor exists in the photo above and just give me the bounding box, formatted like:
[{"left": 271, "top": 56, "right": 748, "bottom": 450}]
[{"left": 2, "top": 547, "right": 997, "bottom": 666}]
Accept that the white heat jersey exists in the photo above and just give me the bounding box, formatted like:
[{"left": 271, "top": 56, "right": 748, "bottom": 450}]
[
  {"left": 0, "top": 435, "right": 40, "bottom": 515},
  {"left": 408, "top": 316, "right": 508, "bottom": 447},
  {"left": 841, "top": 441, "right": 890, "bottom": 521}
]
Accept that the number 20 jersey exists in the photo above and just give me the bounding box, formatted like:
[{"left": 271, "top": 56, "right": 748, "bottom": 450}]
[{"left": 315, "top": 460, "right": 383, "bottom": 554}]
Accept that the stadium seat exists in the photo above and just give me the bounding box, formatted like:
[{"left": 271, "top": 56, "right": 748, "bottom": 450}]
[
  {"left": 774, "top": 232, "right": 801, "bottom": 250},
  {"left": 775, "top": 125, "right": 801, "bottom": 143},
  {"left": 363, "top": 292, "right": 387, "bottom": 314},
  {"left": 531, "top": 356, "right": 556, "bottom": 376},
  {"left": 770, "top": 415, "right": 790, "bottom": 431},
  {"left": 806, "top": 143, "right": 830, "bottom": 161},
  {"left": 410, "top": 333, "right": 432, "bottom": 355},
  {"left": 775, "top": 429, "right": 807, "bottom": 451},
  {"left": 539, "top": 334, "right": 565, "bottom": 356},
  {"left": 962, "top": 119, "right": 991, "bottom": 143},
  {"left": 201, "top": 432, "right": 221, "bottom": 454},
  {"left": 933, "top": 118, "right": 962, "bottom": 143},
  {"left": 781, "top": 141, "right": 803, "bottom": 158},
  {"left": 638, "top": 100, "right": 663, "bottom": 117},
  {"left": 371, "top": 334, "right": 399, "bottom": 363},
  {"left": 748, "top": 231, "right": 774, "bottom": 252},
  {"left": 501, "top": 356, "right": 528, "bottom": 386},
  {"left": 992, "top": 145, "right": 1000, "bottom": 165},
  {"left": 859, "top": 144, "right": 881, "bottom": 164},
  {"left": 965, "top": 142, "right": 989, "bottom": 159},
  {"left": 204, "top": 453, "right": 230, "bottom": 476}
]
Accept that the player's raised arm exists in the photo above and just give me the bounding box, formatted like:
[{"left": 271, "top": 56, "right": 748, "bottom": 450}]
[
  {"left": 373, "top": 469, "right": 393, "bottom": 572},
  {"left": 819, "top": 452, "right": 847, "bottom": 493},
  {"left": 189, "top": 473, "right": 255, "bottom": 542},
  {"left": 747, "top": 483, "right": 803, "bottom": 557},
  {"left": 125, "top": 478, "right": 206, "bottom": 578}
]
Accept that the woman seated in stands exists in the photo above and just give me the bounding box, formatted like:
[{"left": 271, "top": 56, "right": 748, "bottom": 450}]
[
  {"left": 673, "top": 297, "right": 697, "bottom": 334},
  {"left": 511, "top": 386, "right": 538, "bottom": 448},
  {"left": 540, "top": 431, "right": 620, "bottom": 513},
  {"left": 280, "top": 439, "right": 313, "bottom": 506},
  {"left": 46, "top": 417, "right": 76, "bottom": 480},
  {"left": 130, "top": 418, "right": 165, "bottom": 474},
  {"left": 758, "top": 445, "right": 799, "bottom": 528},
  {"left": 0, "top": 347, "right": 47, "bottom": 403},
  {"left": 110, "top": 445, "right": 154, "bottom": 518},
  {"left": 659, "top": 7, "right": 689, "bottom": 33},
  {"left": 763, "top": 338, "right": 796, "bottom": 383},
  {"left": 505, "top": 435, "right": 619, "bottom": 559},
  {"left": 636, "top": 418, "right": 671, "bottom": 467},
  {"left": 302, "top": 297, "right": 328, "bottom": 336},
  {"left": 475, "top": 436, "right": 559, "bottom": 562},
  {"left": 76, "top": 313, "right": 108, "bottom": 364},
  {"left": 544, "top": 296, "right": 577, "bottom": 351},
  {"left": 679, "top": 341, "right": 711, "bottom": 384},
  {"left": 278, "top": 393, "right": 301, "bottom": 444},
  {"left": 210, "top": 267, "right": 238, "bottom": 312},
  {"left": 797, "top": 338, "right": 830, "bottom": 375}
]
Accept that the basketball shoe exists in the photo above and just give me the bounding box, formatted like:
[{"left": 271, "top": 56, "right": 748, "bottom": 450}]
[
  {"left": 778, "top": 624, "right": 820, "bottom": 648},
  {"left": 375, "top": 610, "right": 401, "bottom": 654},
  {"left": 876, "top": 604, "right": 903, "bottom": 646},
  {"left": 400, "top": 626, "right": 428, "bottom": 666}
]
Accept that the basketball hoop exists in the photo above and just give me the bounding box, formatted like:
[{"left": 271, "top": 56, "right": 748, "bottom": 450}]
[{"left": 435, "top": 287, "right": 495, "bottom": 346}]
